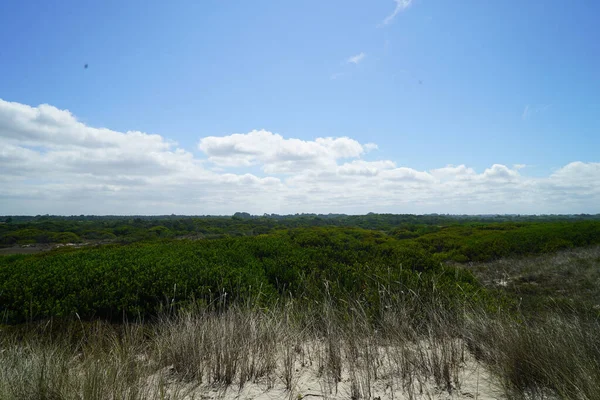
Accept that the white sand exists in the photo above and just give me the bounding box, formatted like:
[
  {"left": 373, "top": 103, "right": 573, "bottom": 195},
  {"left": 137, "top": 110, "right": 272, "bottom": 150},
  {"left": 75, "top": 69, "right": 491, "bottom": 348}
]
[{"left": 151, "top": 342, "right": 505, "bottom": 400}]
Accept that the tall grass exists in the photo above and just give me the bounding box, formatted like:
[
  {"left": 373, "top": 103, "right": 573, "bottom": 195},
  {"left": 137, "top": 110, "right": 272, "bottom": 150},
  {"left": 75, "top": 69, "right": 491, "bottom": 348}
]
[
  {"left": 0, "top": 321, "right": 183, "bottom": 400},
  {"left": 0, "top": 286, "right": 486, "bottom": 400},
  {"left": 459, "top": 246, "right": 600, "bottom": 399},
  {"left": 1, "top": 265, "right": 598, "bottom": 399},
  {"left": 466, "top": 312, "right": 600, "bottom": 400}
]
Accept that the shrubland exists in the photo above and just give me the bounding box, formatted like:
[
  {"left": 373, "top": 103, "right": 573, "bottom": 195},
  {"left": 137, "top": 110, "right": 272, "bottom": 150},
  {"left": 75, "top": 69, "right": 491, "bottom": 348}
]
[
  {"left": 0, "top": 227, "right": 485, "bottom": 323},
  {"left": 1, "top": 213, "right": 599, "bottom": 246},
  {"left": 0, "top": 217, "right": 599, "bottom": 399}
]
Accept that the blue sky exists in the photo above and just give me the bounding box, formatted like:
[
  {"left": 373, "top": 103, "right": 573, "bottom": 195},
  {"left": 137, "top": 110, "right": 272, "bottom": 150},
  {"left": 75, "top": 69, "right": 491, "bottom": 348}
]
[{"left": 0, "top": 0, "right": 599, "bottom": 214}]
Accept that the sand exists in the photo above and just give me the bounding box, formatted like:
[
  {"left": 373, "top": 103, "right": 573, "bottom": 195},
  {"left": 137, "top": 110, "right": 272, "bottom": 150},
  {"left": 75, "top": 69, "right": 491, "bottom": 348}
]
[{"left": 149, "top": 341, "right": 505, "bottom": 400}]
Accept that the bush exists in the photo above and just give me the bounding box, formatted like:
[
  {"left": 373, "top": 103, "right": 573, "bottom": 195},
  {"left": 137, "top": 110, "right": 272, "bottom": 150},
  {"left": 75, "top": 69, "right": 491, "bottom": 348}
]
[
  {"left": 0, "top": 229, "right": 480, "bottom": 323},
  {"left": 51, "top": 232, "right": 81, "bottom": 243}
]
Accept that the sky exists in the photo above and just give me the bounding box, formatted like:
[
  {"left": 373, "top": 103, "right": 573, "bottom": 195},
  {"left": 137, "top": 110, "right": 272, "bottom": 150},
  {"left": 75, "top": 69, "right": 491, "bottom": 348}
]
[{"left": 0, "top": 0, "right": 599, "bottom": 215}]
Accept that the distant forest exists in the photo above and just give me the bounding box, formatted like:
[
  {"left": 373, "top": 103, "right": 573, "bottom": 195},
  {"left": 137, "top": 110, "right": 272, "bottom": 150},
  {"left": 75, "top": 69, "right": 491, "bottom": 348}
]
[{"left": 2, "top": 213, "right": 599, "bottom": 247}]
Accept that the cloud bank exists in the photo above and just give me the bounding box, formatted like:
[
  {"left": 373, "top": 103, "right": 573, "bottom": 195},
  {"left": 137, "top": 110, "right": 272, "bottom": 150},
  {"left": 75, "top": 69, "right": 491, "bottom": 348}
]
[{"left": 0, "top": 98, "right": 598, "bottom": 215}]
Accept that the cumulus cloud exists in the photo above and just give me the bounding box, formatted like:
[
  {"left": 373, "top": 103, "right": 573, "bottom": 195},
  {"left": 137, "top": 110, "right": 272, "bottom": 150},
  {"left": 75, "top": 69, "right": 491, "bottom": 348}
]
[
  {"left": 380, "top": 167, "right": 435, "bottom": 183},
  {"left": 381, "top": 0, "right": 413, "bottom": 26},
  {"left": 482, "top": 164, "right": 521, "bottom": 181},
  {"left": 364, "top": 143, "right": 379, "bottom": 152},
  {"left": 0, "top": 98, "right": 598, "bottom": 215},
  {"left": 549, "top": 162, "right": 600, "bottom": 186},
  {"left": 430, "top": 165, "right": 476, "bottom": 181},
  {"left": 0, "top": 99, "right": 171, "bottom": 151},
  {"left": 199, "top": 130, "right": 367, "bottom": 174},
  {"left": 337, "top": 160, "right": 396, "bottom": 176},
  {"left": 347, "top": 52, "right": 366, "bottom": 64}
]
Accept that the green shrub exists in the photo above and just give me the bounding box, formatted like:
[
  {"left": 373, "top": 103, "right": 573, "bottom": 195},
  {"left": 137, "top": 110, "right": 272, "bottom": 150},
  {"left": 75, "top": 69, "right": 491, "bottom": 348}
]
[
  {"left": 0, "top": 229, "right": 481, "bottom": 324},
  {"left": 51, "top": 232, "right": 81, "bottom": 243},
  {"left": 81, "top": 230, "right": 117, "bottom": 240}
]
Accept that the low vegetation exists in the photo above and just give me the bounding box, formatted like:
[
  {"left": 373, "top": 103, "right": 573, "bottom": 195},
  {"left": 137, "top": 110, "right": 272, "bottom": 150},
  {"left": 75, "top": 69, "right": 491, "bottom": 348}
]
[
  {"left": 0, "top": 215, "right": 599, "bottom": 399},
  {"left": 1, "top": 213, "right": 599, "bottom": 247},
  {"left": 0, "top": 287, "right": 499, "bottom": 400},
  {"left": 465, "top": 245, "right": 600, "bottom": 316},
  {"left": 0, "top": 227, "right": 488, "bottom": 323}
]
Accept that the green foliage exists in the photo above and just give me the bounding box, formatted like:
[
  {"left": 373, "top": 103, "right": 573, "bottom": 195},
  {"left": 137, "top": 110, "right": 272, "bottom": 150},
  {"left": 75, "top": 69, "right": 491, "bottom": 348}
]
[
  {"left": 0, "top": 228, "right": 479, "bottom": 324},
  {"left": 419, "top": 221, "right": 600, "bottom": 262},
  {"left": 0, "top": 229, "right": 52, "bottom": 245},
  {"left": 0, "top": 218, "right": 598, "bottom": 324},
  {"left": 147, "top": 226, "right": 172, "bottom": 238},
  {"left": 51, "top": 232, "right": 81, "bottom": 243},
  {"left": 81, "top": 230, "right": 116, "bottom": 240},
  {"left": 1, "top": 213, "right": 599, "bottom": 247}
]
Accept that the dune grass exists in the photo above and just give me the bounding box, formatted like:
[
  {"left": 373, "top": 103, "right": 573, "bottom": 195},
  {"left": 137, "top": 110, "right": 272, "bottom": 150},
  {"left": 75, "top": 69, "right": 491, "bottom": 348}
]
[
  {"left": 0, "top": 283, "right": 486, "bottom": 400},
  {"left": 1, "top": 247, "right": 599, "bottom": 399}
]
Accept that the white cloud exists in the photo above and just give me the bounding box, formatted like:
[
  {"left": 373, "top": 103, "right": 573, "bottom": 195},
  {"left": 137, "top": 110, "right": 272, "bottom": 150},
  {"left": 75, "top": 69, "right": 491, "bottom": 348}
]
[
  {"left": 198, "top": 130, "right": 367, "bottom": 174},
  {"left": 0, "top": 99, "right": 172, "bottom": 151},
  {"left": 364, "top": 143, "right": 379, "bottom": 152},
  {"left": 380, "top": 167, "right": 435, "bottom": 183},
  {"left": 549, "top": 162, "right": 600, "bottom": 185},
  {"left": 381, "top": 0, "right": 413, "bottom": 26},
  {"left": 522, "top": 104, "right": 551, "bottom": 120},
  {"left": 347, "top": 52, "right": 366, "bottom": 64},
  {"left": 430, "top": 165, "right": 476, "bottom": 181},
  {"left": 1, "top": 98, "right": 599, "bottom": 215},
  {"left": 482, "top": 164, "right": 520, "bottom": 181},
  {"left": 337, "top": 160, "right": 395, "bottom": 176}
]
